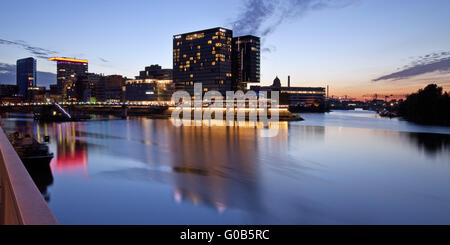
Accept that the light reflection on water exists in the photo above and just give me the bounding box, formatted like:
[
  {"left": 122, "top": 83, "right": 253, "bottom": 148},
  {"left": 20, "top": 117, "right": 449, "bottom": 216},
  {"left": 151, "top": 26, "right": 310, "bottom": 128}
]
[{"left": 1, "top": 110, "right": 450, "bottom": 224}]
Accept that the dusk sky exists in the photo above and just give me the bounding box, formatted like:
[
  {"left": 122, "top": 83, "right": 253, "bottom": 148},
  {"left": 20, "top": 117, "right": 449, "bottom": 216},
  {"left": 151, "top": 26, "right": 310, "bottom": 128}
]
[{"left": 1, "top": 0, "right": 450, "bottom": 99}]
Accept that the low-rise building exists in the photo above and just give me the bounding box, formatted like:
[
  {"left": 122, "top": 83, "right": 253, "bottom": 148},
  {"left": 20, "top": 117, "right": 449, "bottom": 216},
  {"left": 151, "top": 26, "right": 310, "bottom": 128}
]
[
  {"left": 27, "top": 86, "right": 48, "bottom": 102},
  {"left": 137, "top": 65, "right": 172, "bottom": 80},
  {"left": 251, "top": 76, "right": 326, "bottom": 106},
  {"left": 125, "top": 79, "right": 174, "bottom": 103},
  {"left": 0, "top": 85, "right": 18, "bottom": 97},
  {"left": 74, "top": 73, "right": 104, "bottom": 102},
  {"left": 104, "top": 75, "right": 125, "bottom": 102}
]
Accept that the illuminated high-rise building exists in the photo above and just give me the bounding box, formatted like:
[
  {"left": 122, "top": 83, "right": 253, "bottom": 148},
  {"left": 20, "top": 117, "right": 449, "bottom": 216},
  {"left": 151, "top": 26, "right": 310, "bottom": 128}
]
[
  {"left": 16, "top": 57, "right": 36, "bottom": 97},
  {"left": 173, "top": 27, "right": 233, "bottom": 96},
  {"left": 232, "top": 35, "right": 260, "bottom": 91},
  {"left": 50, "top": 57, "right": 88, "bottom": 101}
]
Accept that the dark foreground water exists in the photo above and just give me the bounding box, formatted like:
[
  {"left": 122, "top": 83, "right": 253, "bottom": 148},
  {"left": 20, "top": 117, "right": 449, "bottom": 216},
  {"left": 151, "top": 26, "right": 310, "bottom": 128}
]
[{"left": 2, "top": 110, "right": 450, "bottom": 225}]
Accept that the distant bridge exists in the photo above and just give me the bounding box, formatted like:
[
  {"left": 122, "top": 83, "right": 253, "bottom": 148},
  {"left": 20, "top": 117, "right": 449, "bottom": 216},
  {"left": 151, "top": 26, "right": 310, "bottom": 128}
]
[
  {"left": 0, "top": 101, "right": 173, "bottom": 117},
  {"left": 0, "top": 101, "right": 174, "bottom": 108}
]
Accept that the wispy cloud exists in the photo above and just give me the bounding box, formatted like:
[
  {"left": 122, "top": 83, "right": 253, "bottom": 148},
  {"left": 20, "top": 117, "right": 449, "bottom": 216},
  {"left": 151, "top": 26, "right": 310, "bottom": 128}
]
[
  {"left": 99, "top": 57, "right": 109, "bottom": 63},
  {"left": 0, "top": 38, "right": 58, "bottom": 59},
  {"left": 0, "top": 63, "right": 15, "bottom": 82},
  {"left": 373, "top": 52, "right": 450, "bottom": 81},
  {"left": 262, "top": 45, "right": 277, "bottom": 53},
  {"left": 230, "top": 0, "right": 360, "bottom": 37}
]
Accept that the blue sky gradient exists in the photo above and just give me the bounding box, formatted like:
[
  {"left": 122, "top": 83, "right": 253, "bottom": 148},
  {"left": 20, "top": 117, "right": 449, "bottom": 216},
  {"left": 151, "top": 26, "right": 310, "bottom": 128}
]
[{"left": 1, "top": 0, "right": 449, "bottom": 98}]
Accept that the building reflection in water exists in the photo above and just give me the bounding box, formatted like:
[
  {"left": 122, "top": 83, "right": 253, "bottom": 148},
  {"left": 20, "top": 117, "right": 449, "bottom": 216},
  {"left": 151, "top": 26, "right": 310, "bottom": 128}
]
[
  {"left": 156, "top": 120, "right": 290, "bottom": 214},
  {"left": 34, "top": 122, "right": 89, "bottom": 174},
  {"left": 47, "top": 123, "right": 88, "bottom": 173},
  {"left": 23, "top": 162, "right": 54, "bottom": 202}
]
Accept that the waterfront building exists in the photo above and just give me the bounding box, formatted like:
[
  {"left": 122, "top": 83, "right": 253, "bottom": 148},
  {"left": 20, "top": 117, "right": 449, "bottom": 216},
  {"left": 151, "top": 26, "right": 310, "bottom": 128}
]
[
  {"left": 125, "top": 79, "right": 174, "bottom": 102},
  {"left": 232, "top": 35, "right": 260, "bottom": 91},
  {"left": 0, "top": 85, "right": 18, "bottom": 97},
  {"left": 93, "top": 74, "right": 106, "bottom": 102},
  {"left": 49, "top": 84, "right": 62, "bottom": 102},
  {"left": 16, "top": 57, "right": 36, "bottom": 97},
  {"left": 104, "top": 75, "right": 126, "bottom": 102},
  {"left": 137, "top": 65, "right": 172, "bottom": 80},
  {"left": 50, "top": 57, "right": 88, "bottom": 101},
  {"left": 173, "top": 27, "right": 233, "bottom": 96},
  {"left": 27, "top": 86, "right": 48, "bottom": 102},
  {"left": 251, "top": 76, "right": 326, "bottom": 106},
  {"left": 74, "top": 73, "right": 104, "bottom": 102}
]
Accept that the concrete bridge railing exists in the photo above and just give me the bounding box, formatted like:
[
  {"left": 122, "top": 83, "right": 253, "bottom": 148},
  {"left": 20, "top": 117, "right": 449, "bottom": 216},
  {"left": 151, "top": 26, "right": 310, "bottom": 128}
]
[{"left": 0, "top": 127, "right": 58, "bottom": 225}]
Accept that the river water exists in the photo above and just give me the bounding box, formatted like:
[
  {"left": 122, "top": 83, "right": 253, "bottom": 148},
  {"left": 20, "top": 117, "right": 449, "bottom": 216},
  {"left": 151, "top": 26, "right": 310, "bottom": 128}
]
[{"left": 1, "top": 110, "right": 450, "bottom": 225}]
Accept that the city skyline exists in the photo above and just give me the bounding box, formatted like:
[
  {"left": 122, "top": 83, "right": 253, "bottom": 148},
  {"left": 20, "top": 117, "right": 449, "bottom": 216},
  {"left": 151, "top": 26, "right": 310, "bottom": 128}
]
[{"left": 1, "top": 0, "right": 450, "bottom": 99}]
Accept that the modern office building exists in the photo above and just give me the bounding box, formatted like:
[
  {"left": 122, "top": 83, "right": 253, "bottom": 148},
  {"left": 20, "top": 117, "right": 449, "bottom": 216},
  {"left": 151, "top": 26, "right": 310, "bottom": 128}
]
[
  {"left": 50, "top": 57, "right": 88, "bottom": 101},
  {"left": 16, "top": 57, "right": 36, "bottom": 97},
  {"left": 125, "top": 79, "right": 174, "bottom": 102},
  {"left": 173, "top": 27, "right": 233, "bottom": 96},
  {"left": 92, "top": 74, "right": 106, "bottom": 102},
  {"left": 232, "top": 35, "right": 260, "bottom": 91},
  {"left": 251, "top": 76, "right": 326, "bottom": 106},
  {"left": 104, "top": 75, "right": 126, "bottom": 102},
  {"left": 74, "top": 73, "right": 101, "bottom": 102},
  {"left": 137, "top": 65, "right": 172, "bottom": 80}
]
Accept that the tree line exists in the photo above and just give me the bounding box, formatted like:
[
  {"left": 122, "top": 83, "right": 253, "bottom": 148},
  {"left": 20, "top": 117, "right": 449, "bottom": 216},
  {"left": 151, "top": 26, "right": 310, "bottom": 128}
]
[{"left": 399, "top": 84, "right": 450, "bottom": 125}]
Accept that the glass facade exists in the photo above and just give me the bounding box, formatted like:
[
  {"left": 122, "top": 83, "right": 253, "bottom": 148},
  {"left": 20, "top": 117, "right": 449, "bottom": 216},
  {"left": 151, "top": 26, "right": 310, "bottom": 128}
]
[
  {"left": 16, "top": 57, "right": 36, "bottom": 97},
  {"left": 173, "top": 27, "right": 233, "bottom": 96},
  {"left": 232, "top": 35, "right": 261, "bottom": 91},
  {"left": 51, "top": 58, "right": 88, "bottom": 101}
]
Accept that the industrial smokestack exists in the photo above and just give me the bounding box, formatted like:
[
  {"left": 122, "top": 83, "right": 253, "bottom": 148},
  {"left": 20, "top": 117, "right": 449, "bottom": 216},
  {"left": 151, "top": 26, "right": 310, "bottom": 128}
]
[{"left": 288, "top": 76, "right": 291, "bottom": 88}]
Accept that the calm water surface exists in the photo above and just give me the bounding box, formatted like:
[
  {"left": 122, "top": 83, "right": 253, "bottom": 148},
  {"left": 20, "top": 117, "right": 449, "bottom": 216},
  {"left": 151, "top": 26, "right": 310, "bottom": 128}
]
[{"left": 2, "top": 110, "right": 450, "bottom": 225}]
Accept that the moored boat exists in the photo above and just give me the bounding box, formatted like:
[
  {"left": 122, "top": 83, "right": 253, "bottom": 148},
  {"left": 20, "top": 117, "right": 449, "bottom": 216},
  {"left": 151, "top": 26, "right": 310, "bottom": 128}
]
[{"left": 8, "top": 132, "right": 54, "bottom": 167}]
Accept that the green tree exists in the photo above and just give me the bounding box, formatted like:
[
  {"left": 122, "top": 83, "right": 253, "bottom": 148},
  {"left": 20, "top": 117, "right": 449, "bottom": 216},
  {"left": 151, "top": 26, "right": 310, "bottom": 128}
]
[{"left": 399, "top": 84, "right": 450, "bottom": 125}]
